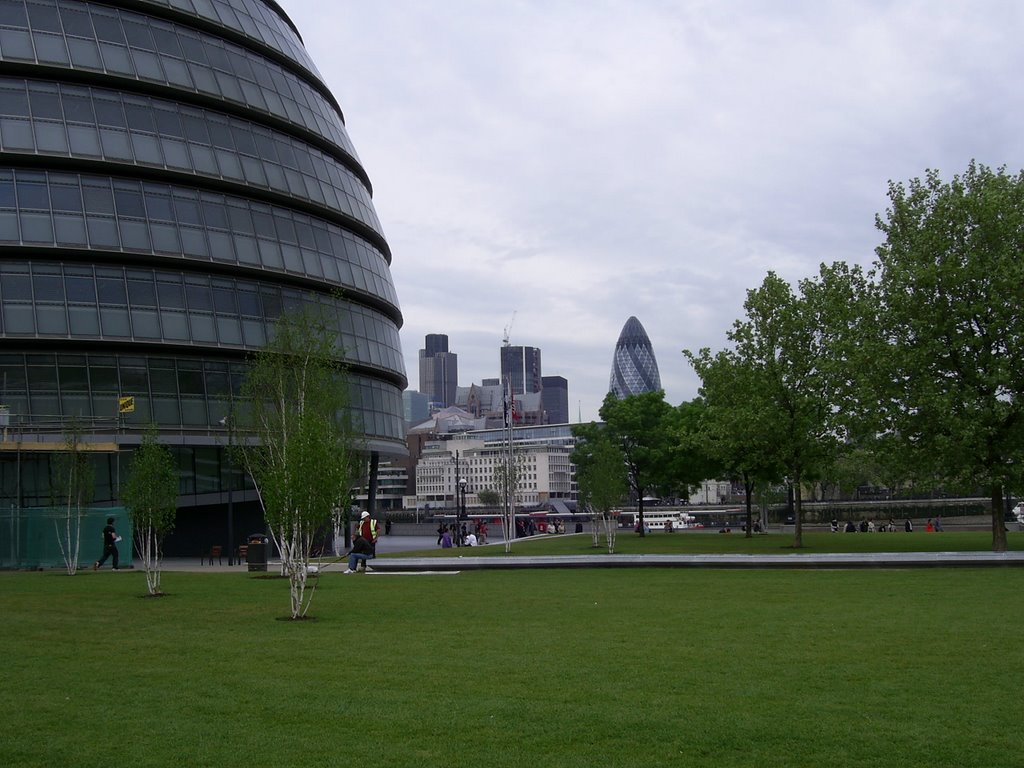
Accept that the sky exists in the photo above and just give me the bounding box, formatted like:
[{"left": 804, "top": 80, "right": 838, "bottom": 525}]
[{"left": 280, "top": 0, "right": 1024, "bottom": 422}]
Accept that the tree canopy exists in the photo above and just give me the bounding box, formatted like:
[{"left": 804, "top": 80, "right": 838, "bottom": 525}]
[
  {"left": 871, "top": 161, "right": 1024, "bottom": 550},
  {"left": 596, "top": 390, "right": 676, "bottom": 536},
  {"left": 692, "top": 265, "right": 865, "bottom": 547}
]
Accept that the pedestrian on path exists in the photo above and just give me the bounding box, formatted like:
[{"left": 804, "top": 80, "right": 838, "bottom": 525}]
[{"left": 93, "top": 516, "right": 120, "bottom": 571}]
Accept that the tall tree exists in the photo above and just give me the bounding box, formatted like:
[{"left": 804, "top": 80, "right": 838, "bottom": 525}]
[
  {"left": 237, "top": 306, "right": 360, "bottom": 619},
  {"left": 123, "top": 426, "right": 178, "bottom": 595},
  {"left": 872, "top": 161, "right": 1024, "bottom": 551},
  {"left": 572, "top": 422, "right": 628, "bottom": 552},
  {"left": 683, "top": 350, "right": 783, "bottom": 537},
  {"left": 720, "top": 266, "right": 865, "bottom": 547},
  {"left": 597, "top": 390, "right": 675, "bottom": 537}
]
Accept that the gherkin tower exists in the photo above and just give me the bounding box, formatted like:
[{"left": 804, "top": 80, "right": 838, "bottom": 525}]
[
  {"left": 608, "top": 316, "right": 661, "bottom": 398},
  {"left": 0, "top": 0, "right": 406, "bottom": 546}
]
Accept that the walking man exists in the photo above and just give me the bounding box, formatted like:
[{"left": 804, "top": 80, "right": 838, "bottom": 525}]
[{"left": 93, "top": 516, "right": 120, "bottom": 571}]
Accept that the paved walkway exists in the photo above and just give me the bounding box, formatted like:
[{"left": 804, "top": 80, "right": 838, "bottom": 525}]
[
  {"left": 366, "top": 550, "right": 1024, "bottom": 572},
  {"left": 160, "top": 534, "right": 1024, "bottom": 573}
]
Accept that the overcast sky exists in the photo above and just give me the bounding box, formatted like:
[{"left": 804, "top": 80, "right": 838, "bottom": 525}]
[{"left": 281, "top": 0, "right": 1024, "bottom": 422}]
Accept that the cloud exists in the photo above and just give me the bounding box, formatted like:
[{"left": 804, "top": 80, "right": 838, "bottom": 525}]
[{"left": 282, "top": 0, "right": 1024, "bottom": 420}]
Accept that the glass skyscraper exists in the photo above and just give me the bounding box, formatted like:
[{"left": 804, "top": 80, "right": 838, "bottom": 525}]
[
  {"left": 608, "top": 316, "right": 661, "bottom": 398},
  {"left": 0, "top": 1, "right": 406, "bottom": 532},
  {"left": 418, "top": 333, "right": 457, "bottom": 409},
  {"left": 501, "top": 344, "right": 541, "bottom": 396}
]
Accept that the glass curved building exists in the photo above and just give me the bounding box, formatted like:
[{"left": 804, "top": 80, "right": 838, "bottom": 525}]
[
  {"left": 0, "top": 0, "right": 406, "bottom": 546},
  {"left": 608, "top": 316, "right": 661, "bottom": 398}
]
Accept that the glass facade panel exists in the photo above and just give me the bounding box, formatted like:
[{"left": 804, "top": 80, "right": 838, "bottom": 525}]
[
  {"left": 0, "top": 169, "right": 399, "bottom": 307},
  {"left": 0, "top": 0, "right": 407, "bottom": 527}
]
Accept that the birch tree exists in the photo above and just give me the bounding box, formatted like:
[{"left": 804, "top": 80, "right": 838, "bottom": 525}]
[
  {"left": 52, "top": 419, "right": 93, "bottom": 575},
  {"left": 123, "top": 427, "right": 178, "bottom": 595},
  {"left": 572, "top": 423, "right": 627, "bottom": 553},
  {"left": 237, "top": 306, "right": 359, "bottom": 619},
  {"left": 493, "top": 450, "right": 524, "bottom": 552}
]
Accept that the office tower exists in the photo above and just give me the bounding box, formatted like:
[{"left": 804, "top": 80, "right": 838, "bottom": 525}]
[
  {"left": 608, "top": 316, "right": 662, "bottom": 398},
  {"left": 541, "top": 375, "right": 569, "bottom": 424},
  {"left": 418, "top": 333, "right": 457, "bottom": 408},
  {"left": 403, "top": 390, "right": 430, "bottom": 427},
  {"left": 501, "top": 345, "right": 541, "bottom": 395},
  {"left": 0, "top": 2, "right": 407, "bottom": 523}
]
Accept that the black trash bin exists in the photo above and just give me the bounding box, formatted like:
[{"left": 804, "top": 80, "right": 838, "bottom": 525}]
[{"left": 246, "top": 534, "right": 268, "bottom": 572}]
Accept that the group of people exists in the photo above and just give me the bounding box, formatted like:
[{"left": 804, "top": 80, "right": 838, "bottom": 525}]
[
  {"left": 830, "top": 516, "right": 943, "bottom": 533},
  {"left": 437, "top": 521, "right": 488, "bottom": 548}
]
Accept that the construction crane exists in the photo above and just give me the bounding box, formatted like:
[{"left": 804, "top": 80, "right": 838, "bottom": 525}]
[{"left": 502, "top": 310, "right": 517, "bottom": 347}]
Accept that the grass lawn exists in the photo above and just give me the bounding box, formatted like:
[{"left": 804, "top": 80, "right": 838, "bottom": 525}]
[
  {"left": 2, "top": 565, "right": 1021, "bottom": 767},
  {"left": 391, "top": 529, "right": 1023, "bottom": 557}
]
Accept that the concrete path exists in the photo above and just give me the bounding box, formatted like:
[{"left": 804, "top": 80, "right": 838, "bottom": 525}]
[
  {"left": 367, "top": 550, "right": 1024, "bottom": 572},
  {"left": 159, "top": 534, "right": 1024, "bottom": 573}
]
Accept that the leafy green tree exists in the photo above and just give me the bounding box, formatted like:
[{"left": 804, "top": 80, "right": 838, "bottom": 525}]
[
  {"left": 51, "top": 418, "right": 94, "bottom": 575},
  {"left": 871, "top": 161, "right": 1024, "bottom": 551},
  {"left": 236, "top": 306, "right": 360, "bottom": 618},
  {"left": 662, "top": 399, "right": 723, "bottom": 503},
  {"left": 717, "top": 266, "right": 866, "bottom": 547},
  {"left": 683, "top": 350, "right": 783, "bottom": 536},
  {"left": 597, "top": 390, "right": 675, "bottom": 537},
  {"left": 477, "top": 488, "right": 501, "bottom": 507},
  {"left": 123, "top": 426, "right": 178, "bottom": 595},
  {"left": 572, "top": 422, "right": 628, "bottom": 552}
]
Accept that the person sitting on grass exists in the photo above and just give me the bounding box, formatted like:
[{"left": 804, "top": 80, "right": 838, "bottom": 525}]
[{"left": 343, "top": 535, "right": 374, "bottom": 574}]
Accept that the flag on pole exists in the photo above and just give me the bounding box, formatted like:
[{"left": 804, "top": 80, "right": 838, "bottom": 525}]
[{"left": 503, "top": 380, "right": 521, "bottom": 426}]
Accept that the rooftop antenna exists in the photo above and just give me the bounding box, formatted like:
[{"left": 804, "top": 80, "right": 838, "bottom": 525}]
[{"left": 502, "top": 310, "right": 517, "bottom": 347}]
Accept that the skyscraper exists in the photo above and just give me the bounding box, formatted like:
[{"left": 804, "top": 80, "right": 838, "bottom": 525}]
[
  {"left": 0, "top": 2, "right": 406, "bottom": 529},
  {"left": 541, "top": 375, "right": 569, "bottom": 424},
  {"left": 418, "top": 333, "right": 457, "bottom": 408},
  {"left": 608, "top": 316, "right": 662, "bottom": 398},
  {"left": 501, "top": 345, "right": 542, "bottom": 395}
]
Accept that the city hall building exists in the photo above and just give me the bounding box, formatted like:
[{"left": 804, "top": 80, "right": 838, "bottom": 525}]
[{"left": 0, "top": 0, "right": 406, "bottom": 555}]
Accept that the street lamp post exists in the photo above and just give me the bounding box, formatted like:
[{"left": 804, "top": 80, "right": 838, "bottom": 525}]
[
  {"left": 226, "top": 459, "right": 235, "bottom": 566},
  {"left": 452, "top": 450, "right": 460, "bottom": 548},
  {"left": 220, "top": 416, "right": 236, "bottom": 565},
  {"left": 459, "top": 477, "right": 467, "bottom": 525}
]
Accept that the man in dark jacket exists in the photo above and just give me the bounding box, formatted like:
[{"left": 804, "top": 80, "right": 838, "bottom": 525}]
[
  {"left": 344, "top": 536, "right": 374, "bottom": 574},
  {"left": 93, "top": 517, "right": 120, "bottom": 571}
]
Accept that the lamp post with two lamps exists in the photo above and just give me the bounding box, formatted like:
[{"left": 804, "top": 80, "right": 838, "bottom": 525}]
[{"left": 451, "top": 450, "right": 469, "bottom": 546}]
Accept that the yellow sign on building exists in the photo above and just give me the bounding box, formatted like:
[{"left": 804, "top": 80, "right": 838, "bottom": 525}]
[{"left": 118, "top": 396, "right": 135, "bottom": 414}]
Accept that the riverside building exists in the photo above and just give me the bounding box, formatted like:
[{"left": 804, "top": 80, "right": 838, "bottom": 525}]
[{"left": 0, "top": 0, "right": 406, "bottom": 555}]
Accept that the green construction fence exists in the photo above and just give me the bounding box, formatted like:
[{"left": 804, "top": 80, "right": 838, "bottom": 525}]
[{"left": 0, "top": 506, "right": 131, "bottom": 570}]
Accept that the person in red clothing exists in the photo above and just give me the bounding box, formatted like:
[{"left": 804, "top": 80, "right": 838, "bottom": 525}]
[{"left": 356, "top": 511, "right": 379, "bottom": 571}]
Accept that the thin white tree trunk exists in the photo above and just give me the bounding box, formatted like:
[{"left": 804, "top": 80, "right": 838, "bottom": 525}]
[{"left": 602, "top": 513, "right": 617, "bottom": 554}]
